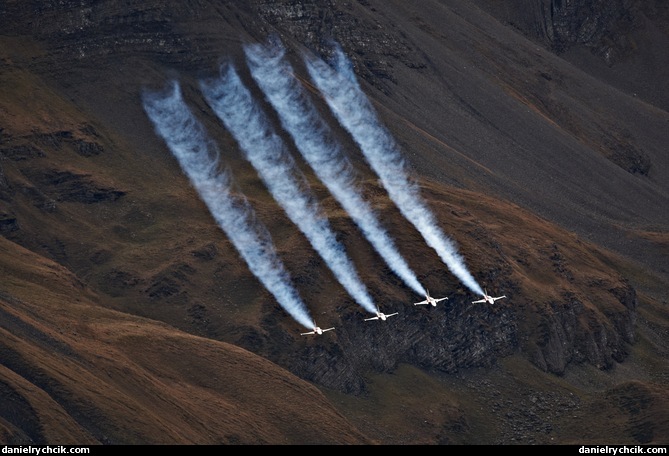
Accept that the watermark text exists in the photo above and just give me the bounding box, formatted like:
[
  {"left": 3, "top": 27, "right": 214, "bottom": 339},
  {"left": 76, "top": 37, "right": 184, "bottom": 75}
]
[
  {"left": 580, "top": 447, "right": 667, "bottom": 455},
  {"left": 2, "top": 447, "right": 90, "bottom": 455}
]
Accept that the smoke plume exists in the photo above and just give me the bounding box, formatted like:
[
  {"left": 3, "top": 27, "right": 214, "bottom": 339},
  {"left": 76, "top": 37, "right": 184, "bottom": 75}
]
[
  {"left": 304, "top": 43, "right": 485, "bottom": 296},
  {"left": 200, "top": 63, "right": 378, "bottom": 314},
  {"left": 244, "top": 37, "right": 426, "bottom": 297},
  {"left": 142, "top": 80, "right": 316, "bottom": 329}
]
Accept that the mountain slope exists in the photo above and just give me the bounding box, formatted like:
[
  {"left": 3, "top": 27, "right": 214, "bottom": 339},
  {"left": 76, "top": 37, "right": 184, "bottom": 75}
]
[
  {"left": 0, "top": 236, "right": 373, "bottom": 444},
  {"left": 1, "top": 0, "right": 668, "bottom": 445}
]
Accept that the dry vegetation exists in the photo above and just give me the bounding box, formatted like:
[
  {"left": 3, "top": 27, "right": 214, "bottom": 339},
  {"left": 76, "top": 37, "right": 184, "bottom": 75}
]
[{"left": 1, "top": 0, "right": 668, "bottom": 445}]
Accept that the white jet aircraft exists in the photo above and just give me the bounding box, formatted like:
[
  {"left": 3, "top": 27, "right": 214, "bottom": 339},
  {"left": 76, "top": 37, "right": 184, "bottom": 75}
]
[
  {"left": 414, "top": 289, "right": 449, "bottom": 307},
  {"left": 364, "top": 310, "right": 399, "bottom": 321},
  {"left": 472, "top": 289, "right": 506, "bottom": 305},
  {"left": 300, "top": 326, "right": 335, "bottom": 336}
]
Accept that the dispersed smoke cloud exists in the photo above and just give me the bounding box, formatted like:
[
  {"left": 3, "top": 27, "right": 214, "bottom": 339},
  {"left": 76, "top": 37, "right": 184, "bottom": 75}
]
[
  {"left": 200, "top": 63, "right": 378, "bottom": 314},
  {"left": 142, "top": 81, "right": 316, "bottom": 329},
  {"left": 304, "top": 44, "right": 485, "bottom": 296},
  {"left": 244, "top": 37, "right": 426, "bottom": 297}
]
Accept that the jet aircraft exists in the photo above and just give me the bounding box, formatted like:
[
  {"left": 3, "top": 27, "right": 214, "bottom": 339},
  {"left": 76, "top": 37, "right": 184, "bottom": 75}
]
[
  {"left": 414, "top": 290, "right": 449, "bottom": 307},
  {"left": 364, "top": 310, "right": 399, "bottom": 321},
  {"left": 300, "top": 326, "right": 335, "bottom": 336},
  {"left": 472, "top": 289, "right": 506, "bottom": 305}
]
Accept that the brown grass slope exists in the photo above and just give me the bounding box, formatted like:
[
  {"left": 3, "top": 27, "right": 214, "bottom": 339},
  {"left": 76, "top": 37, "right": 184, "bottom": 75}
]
[
  {"left": 0, "top": 236, "right": 373, "bottom": 445},
  {"left": 1, "top": 0, "right": 668, "bottom": 445}
]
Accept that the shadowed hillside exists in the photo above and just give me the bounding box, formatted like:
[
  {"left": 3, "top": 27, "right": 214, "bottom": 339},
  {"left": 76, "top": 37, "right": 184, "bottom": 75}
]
[
  {"left": 1, "top": 0, "right": 668, "bottom": 445},
  {"left": 0, "top": 236, "right": 373, "bottom": 444}
]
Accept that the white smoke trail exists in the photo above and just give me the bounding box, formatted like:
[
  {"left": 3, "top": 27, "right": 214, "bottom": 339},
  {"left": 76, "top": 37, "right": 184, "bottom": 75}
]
[
  {"left": 200, "top": 63, "right": 378, "bottom": 314},
  {"left": 244, "top": 38, "right": 426, "bottom": 297},
  {"left": 304, "top": 44, "right": 485, "bottom": 296},
  {"left": 142, "top": 80, "right": 316, "bottom": 329}
]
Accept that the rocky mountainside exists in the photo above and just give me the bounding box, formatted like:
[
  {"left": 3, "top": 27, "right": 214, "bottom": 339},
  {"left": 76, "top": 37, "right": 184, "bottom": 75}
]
[
  {"left": 474, "top": 0, "right": 669, "bottom": 111},
  {"left": 1, "top": 0, "right": 668, "bottom": 445}
]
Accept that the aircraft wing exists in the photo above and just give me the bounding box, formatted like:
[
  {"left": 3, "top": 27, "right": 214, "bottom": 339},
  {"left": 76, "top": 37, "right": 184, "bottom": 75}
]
[
  {"left": 472, "top": 298, "right": 486, "bottom": 304},
  {"left": 301, "top": 327, "right": 335, "bottom": 335},
  {"left": 364, "top": 316, "right": 379, "bottom": 321},
  {"left": 435, "top": 297, "right": 448, "bottom": 303},
  {"left": 387, "top": 312, "right": 399, "bottom": 317},
  {"left": 492, "top": 296, "right": 506, "bottom": 302},
  {"left": 414, "top": 300, "right": 429, "bottom": 306}
]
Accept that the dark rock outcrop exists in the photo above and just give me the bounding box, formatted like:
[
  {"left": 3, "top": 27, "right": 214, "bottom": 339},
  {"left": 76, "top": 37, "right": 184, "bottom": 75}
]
[
  {"left": 0, "top": 213, "right": 20, "bottom": 234},
  {"left": 473, "top": 0, "right": 641, "bottom": 61},
  {"left": 473, "top": 0, "right": 669, "bottom": 112},
  {"left": 531, "top": 285, "right": 637, "bottom": 375},
  {"left": 0, "top": 164, "right": 13, "bottom": 201},
  {"left": 21, "top": 169, "right": 125, "bottom": 204},
  {"left": 0, "top": 145, "right": 46, "bottom": 161}
]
